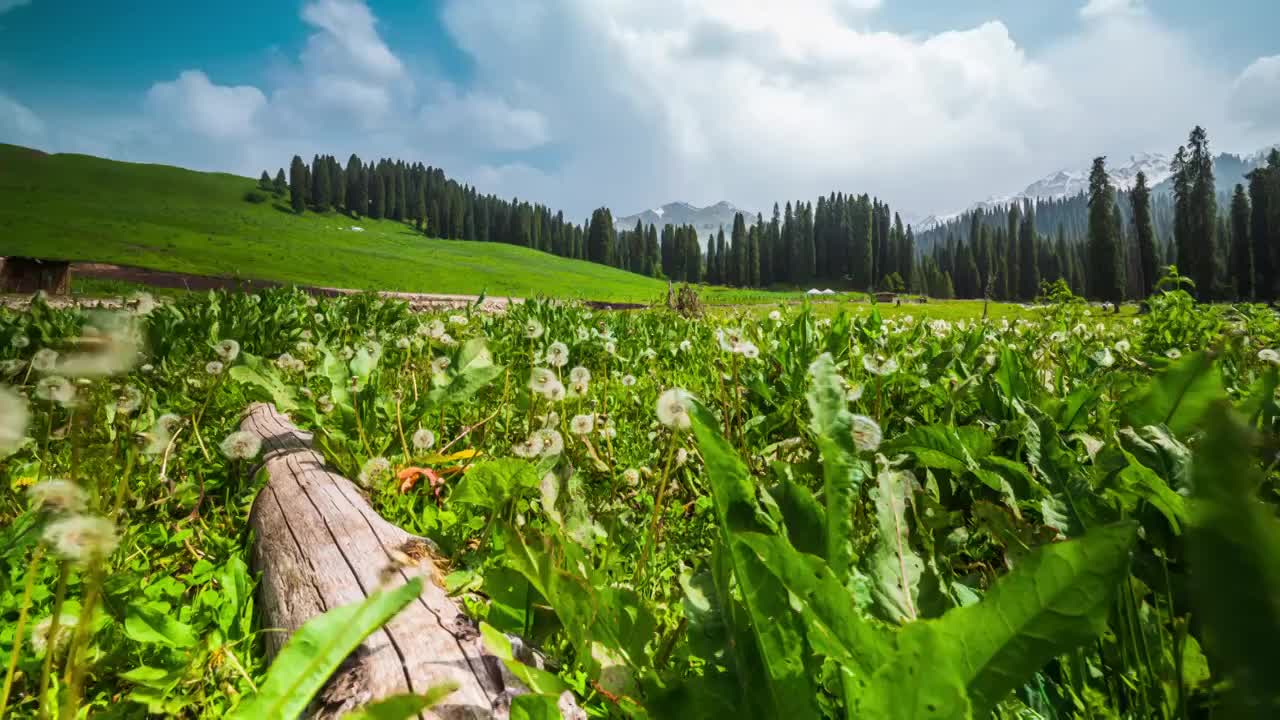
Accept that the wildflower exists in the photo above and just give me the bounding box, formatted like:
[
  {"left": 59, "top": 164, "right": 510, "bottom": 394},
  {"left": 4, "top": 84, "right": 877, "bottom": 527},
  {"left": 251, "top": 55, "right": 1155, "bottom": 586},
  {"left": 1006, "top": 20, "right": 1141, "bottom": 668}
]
[
  {"left": 1259, "top": 349, "right": 1280, "bottom": 365},
  {"left": 358, "top": 457, "right": 392, "bottom": 487},
  {"left": 622, "top": 468, "right": 640, "bottom": 486},
  {"left": 1092, "top": 348, "right": 1115, "bottom": 368},
  {"left": 55, "top": 317, "right": 142, "bottom": 377},
  {"left": 850, "top": 415, "right": 883, "bottom": 452},
  {"left": 657, "top": 388, "right": 694, "bottom": 431},
  {"left": 530, "top": 368, "right": 557, "bottom": 394},
  {"left": 314, "top": 313, "right": 326, "bottom": 324},
  {"left": 1049, "top": 331, "right": 1067, "bottom": 344},
  {"left": 449, "top": 314, "right": 469, "bottom": 327},
  {"left": 569, "top": 366, "right": 591, "bottom": 384},
  {"left": 214, "top": 339, "right": 240, "bottom": 362},
  {"left": 36, "top": 376, "right": 76, "bottom": 406},
  {"left": 1115, "top": 339, "right": 1131, "bottom": 353},
  {"left": 621, "top": 374, "right": 637, "bottom": 387},
  {"left": 740, "top": 342, "right": 760, "bottom": 360},
  {"left": 598, "top": 421, "right": 618, "bottom": 440},
  {"left": 539, "top": 429, "right": 565, "bottom": 456},
  {"left": 577, "top": 326, "right": 591, "bottom": 342},
  {"left": 31, "top": 348, "right": 58, "bottom": 373},
  {"left": 116, "top": 385, "right": 143, "bottom": 415},
  {"left": 717, "top": 328, "right": 745, "bottom": 353},
  {"left": 1165, "top": 349, "right": 1182, "bottom": 360},
  {"left": 571, "top": 379, "right": 589, "bottom": 396},
  {"left": 525, "top": 319, "right": 545, "bottom": 339},
  {"left": 438, "top": 333, "right": 456, "bottom": 346},
  {"left": 513, "top": 434, "right": 545, "bottom": 459},
  {"left": 340, "top": 346, "right": 355, "bottom": 360},
  {"left": 862, "top": 355, "right": 899, "bottom": 377},
  {"left": 11, "top": 334, "right": 30, "bottom": 349},
  {"left": 412, "top": 428, "right": 436, "bottom": 451},
  {"left": 219, "top": 430, "right": 262, "bottom": 461},
  {"left": 141, "top": 363, "right": 154, "bottom": 374},
  {"left": 205, "top": 360, "right": 224, "bottom": 376},
  {"left": 396, "top": 337, "right": 412, "bottom": 350},
  {"left": 678, "top": 339, "right": 692, "bottom": 353},
  {"left": 676, "top": 448, "right": 689, "bottom": 466},
  {"left": 431, "top": 356, "right": 451, "bottom": 375},
  {"left": 300, "top": 329, "right": 312, "bottom": 341},
  {"left": 27, "top": 480, "right": 88, "bottom": 516},
  {"left": 295, "top": 340, "right": 314, "bottom": 355},
  {"left": 547, "top": 342, "right": 570, "bottom": 368},
  {"left": 30, "top": 613, "right": 77, "bottom": 657},
  {"left": 929, "top": 319, "right": 951, "bottom": 337},
  {"left": 769, "top": 310, "right": 782, "bottom": 321},
  {"left": 43, "top": 515, "right": 118, "bottom": 565},
  {"left": 144, "top": 413, "right": 182, "bottom": 455},
  {"left": 847, "top": 383, "right": 864, "bottom": 402},
  {"left": 275, "top": 353, "right": 305, "bottom": 373},
  {"left": 306, "top": 296, "right": 319, "bottom": 308},
  {"left": 604, "top": 341, "right": 617, "bottom": 355},
  {"left": 544, "top": 381, "right": 567, "bottom": 402},
  {"left": 570, "top": 414, "right": 595, "bottom": 435}
]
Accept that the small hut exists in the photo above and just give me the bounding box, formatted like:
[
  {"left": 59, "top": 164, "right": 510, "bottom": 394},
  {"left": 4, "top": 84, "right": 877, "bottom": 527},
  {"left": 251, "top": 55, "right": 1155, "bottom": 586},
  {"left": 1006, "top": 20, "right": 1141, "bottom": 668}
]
[
  {"left": 0, "top": 257, "right": 71, "bottom": 295},
  {"left": 874, "top": 291, "right": 897, "bottom": 303}
]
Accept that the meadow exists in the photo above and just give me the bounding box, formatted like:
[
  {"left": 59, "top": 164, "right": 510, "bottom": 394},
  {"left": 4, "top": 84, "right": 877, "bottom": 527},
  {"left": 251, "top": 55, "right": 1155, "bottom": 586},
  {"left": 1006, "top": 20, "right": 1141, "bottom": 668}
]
[{"left": 1, "top": 281, "right": 1277, "bottom": 719}]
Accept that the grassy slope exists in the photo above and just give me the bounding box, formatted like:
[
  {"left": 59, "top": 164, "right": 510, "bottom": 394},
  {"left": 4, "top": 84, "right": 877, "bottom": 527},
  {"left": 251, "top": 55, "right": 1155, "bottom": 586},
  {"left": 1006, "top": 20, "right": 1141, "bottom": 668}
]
[{"left": 0, "top": 144, "right": 720, "bottom": 303}]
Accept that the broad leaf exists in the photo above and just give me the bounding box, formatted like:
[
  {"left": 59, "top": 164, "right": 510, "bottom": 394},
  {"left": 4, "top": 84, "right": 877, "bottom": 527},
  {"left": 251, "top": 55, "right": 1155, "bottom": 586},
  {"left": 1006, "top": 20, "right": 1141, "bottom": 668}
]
[
  {"left": 228, "top": 578, "right": 423, "bottom": 720},
  {"left": 229, "top": 353, "right": 299, "bottom": 412},
  {"left": 1123, "top": 350, "right": 1221, "bottom": 436},
  {"left": 479, "top": 622, "right": 568, "bottom": 696},
  {"left": 124, "top": 602, "right": 197, "bottom": 648},
  {"left": 340, "top": 684, "right": 458, "bottom": 720},
  {"left": 886, "top": 425, "right": 992, "bottom": 475},
  {"left": 868, "top": 468, "right": 923, "bottom": 623},
  {"left": 806, "top": 353, "right": 868, "bottom": 580},
  {"left": 852, "top": 622, "right": 971, "bottom": 720}
]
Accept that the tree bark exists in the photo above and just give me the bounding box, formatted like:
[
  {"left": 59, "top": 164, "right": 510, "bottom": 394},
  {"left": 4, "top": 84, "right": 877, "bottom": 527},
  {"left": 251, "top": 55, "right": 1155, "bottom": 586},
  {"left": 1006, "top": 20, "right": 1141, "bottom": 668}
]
[{"left": 242, "top": 403, "right": 528, "bottom": 719}]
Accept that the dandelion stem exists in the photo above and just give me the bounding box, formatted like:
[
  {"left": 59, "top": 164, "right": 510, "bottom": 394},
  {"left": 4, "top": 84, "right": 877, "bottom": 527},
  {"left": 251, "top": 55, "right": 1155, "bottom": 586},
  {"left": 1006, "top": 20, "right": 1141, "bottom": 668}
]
[
  {"left": 395, "top": 394, "right": 410, "bottom": 460},
  {"left": 61, "top": 564, "right": 103, "bottom": 720},
  {"left": 635, "top": 437, "right": 678, "bottom": 585},
  {"left": 0, "top": 544, "right": 46, "bottom": 718},
  {"left": 37, "top": 561, "right": 69, "bottom": 720}
]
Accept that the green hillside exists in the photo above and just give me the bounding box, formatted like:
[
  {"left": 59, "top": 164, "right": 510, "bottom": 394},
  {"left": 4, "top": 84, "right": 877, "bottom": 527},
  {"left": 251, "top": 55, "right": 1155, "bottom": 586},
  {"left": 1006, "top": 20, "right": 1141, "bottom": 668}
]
[{"left": 0, "top": 144, "right": 776, "bottom": 303}]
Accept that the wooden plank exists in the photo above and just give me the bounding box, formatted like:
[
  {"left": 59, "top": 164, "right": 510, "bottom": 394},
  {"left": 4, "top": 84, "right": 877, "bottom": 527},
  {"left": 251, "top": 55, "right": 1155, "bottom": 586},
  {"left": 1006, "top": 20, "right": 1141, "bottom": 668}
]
[{"left": 242, "top": 403, "right": 543, "bottom": 719}]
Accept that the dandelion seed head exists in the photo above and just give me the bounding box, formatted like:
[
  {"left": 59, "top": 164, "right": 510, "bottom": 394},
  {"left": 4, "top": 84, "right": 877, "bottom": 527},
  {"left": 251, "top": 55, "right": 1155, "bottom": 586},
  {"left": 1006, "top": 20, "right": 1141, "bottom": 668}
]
[
  {"left": 357, "top": 456, "right": 392, "bottom": 487},
  {"left": 55, "top": 317, "right": 142, "bottom": 378},
  {"left": 214, "top": 339, "right": 240, "bottom": 362},
  {"left": 31, "top": 348, "right": 58, "bottom": 373},
  {"left": 862, "top": 355, "right": 899, "bottom": 377},
  {"left": 431, "top": 356, "right": 451, "bottom": 375},
  {"left": 449, "top": 314, "right": 468, "bottom": 327},
  {"left": 36, "top": 376, "right": 76, "bottom": 406},
  {"left": 530, "top": 367, "right": 556, "bottom": 393},
  {"left": 676, "top": 448, "right": 689, "bottom": 466},
  {"left": 622, "top": 468, "right": 640, "bottom": 486},
  {"left": 569, "top": 366, "right": 591, "bottom": 384},
  {"left": 657, "top": 388, "right": 693, "bottom": 431},
  {"left": 524, "top": 319, "right": 545, "bottom": 339},
  {"left": 740, "top": 342, "right": 760, "bottom": 360},
  {"left": 1259, "top": 349, "right": 1280, "bottom": 365},
  {"left": 43, "top": 515, "right": 118, "bottom": 565},
  {"left": 1115, "top": 339, "right": 1131, "bottom": 353},
  {"left": 547, "top": 342, "right": 570, "bottom": 368},
  {"left": 621, "top": 374, "right": 637, "bottom": 387},
  {"left": 219, "top": 430, "right": 262, "bottom": 461},
  {"left": 12, "top": 334, "right": 30, "bottom": 349},
  {"left": 570, "top": 414, "right": 595, "bottom": 435},
  {"left": 539, "top": 429, "right": 565, "bottom": 456},
  {"left": 678, "top": 339, "right": 692, "bottom": 353},
  {"left": 30, "top": 613, "right": 77, "bottom": 657},
  {"left": 116, "top": 385, "right": 143, "bottom": 415},
  {"left": 513, "top": 433, "right": 545, "bottom": 459},
  {"left": 27, "top": 479, "right": 88, "bottom": 516},
  {"left": 396, "top": 337, "right": 411, "bottom": 350},
  {"left": 205, "top": 360, "right": 224, "bottom": 376},
  {"left": 1166, "top": 349, "right": 1182, "bottom": 360},
  {"left": 604, "top": 340, "right": 617, "bottom": 355},
  {"left": 544, "top": 380, "right": 566, "bottom": 402},
  {"left": 769, "top": 310, "right": 782, "bottom": 321},
  {"left": 850, "top": 415, "right": 883, "bottom": 452}
]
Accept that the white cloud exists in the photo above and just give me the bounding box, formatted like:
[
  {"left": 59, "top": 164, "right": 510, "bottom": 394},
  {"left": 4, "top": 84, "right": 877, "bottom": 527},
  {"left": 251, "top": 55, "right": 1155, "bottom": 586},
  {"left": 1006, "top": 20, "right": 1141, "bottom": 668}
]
[
  {"left": 421, "top": 90, "right": 550, "bottom": 151},
  {"left": 1080, "top": 0, "right": 1146, "bottom": 20},
  {"left": 300, "top": 0, "right": 403, "bottom": 82},
  {"left": 0, "top": 0, "right": 31, "bottom": 15},
  {"left": 1229, "top": 55, "right": 1280, "bottom": 132},
  {"left": 0, "top": 92, "right": 45, "bottom": 141},
  {"left": 145, "top": 71, "right": 266, "bottom": 140}
]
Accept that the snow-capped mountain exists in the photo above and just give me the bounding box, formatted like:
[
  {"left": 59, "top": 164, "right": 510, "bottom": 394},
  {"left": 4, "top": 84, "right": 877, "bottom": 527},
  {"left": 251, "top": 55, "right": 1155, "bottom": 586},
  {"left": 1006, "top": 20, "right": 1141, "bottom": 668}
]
[
  {"left": 615, "top": 201, "right": 759, "bottom": 241},
  {"left": 918, "top": 152, "right": 1175, "bottom": 231}
]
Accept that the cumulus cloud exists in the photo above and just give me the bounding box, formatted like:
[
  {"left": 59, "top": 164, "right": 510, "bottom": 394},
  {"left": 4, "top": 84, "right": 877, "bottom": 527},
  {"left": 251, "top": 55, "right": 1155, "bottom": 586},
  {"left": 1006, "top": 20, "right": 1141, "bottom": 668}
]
[
  {"left": 1079, "top": 0, "right": 1146, "bottom": 20},
  {"left": 0, "top": 92, "right": 45, "bottom": 141},
  {"left": 1229, "top": 55, "right": 1280, "bottom": 132},
  {"left": 145, "top": 71, "right": 266, "bottom": 140},
  {"left": 421, "top": 90, "right": 550, "bottom": 151},
  {"left": 0, "top": 0, "right": 31, "bottom": 15}
]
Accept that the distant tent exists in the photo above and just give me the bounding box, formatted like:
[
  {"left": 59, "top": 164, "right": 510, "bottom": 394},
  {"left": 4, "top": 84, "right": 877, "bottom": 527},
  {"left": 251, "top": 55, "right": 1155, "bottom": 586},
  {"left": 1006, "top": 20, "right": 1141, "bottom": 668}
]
[
  {"left": 821, "top": 289, "right": 836, "bottom": 295},
  {"left": 806, "top": 288, "right": 823, "bottom": 295}
]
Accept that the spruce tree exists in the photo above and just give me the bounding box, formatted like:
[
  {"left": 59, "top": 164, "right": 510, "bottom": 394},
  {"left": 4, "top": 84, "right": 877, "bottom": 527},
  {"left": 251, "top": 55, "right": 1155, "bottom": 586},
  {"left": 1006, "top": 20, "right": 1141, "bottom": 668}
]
[
  {"left": 587, "top": 208, "right": 615, "bottom": 265},
  {"left": 1130, "top": 171, "right": 1158, "bottom": 297},
  {"left": 748, "top": 226, "right": 761, "bottom": 287},
  {"left": 1230, "top": 184, "right": 1253, "bottom": 299},
  {"left": 258, "top": 171, "right": 273, "bottom": 191},
  {"left": 1185, "top": 126, "right": 1218, "bottom": 299},
  {"left": 273, "top": 168, "right": 287, "bottom": 196},
  {"left": 731, "top": 213, "right": 747, "bottom": 286},
  {"left": 1018, "top": 209, "right": 1039, "bottom": 300},
  {"left": 1248, "top": 165, "right": 1272, "bottom": 298},
  {"left": 1006, "top": 203, "right": 1021, "bottom": 298},
  {"left": 288, "top": 155, "right": 307, "bottom": 214},
  {"left": 851, "top": 195, "right": 873, "bottom": 290},
  {"left": 1087, "top": 157, "right": 1123, "bottom": 306},
  {"left": 767, "top": 205, "right": 782, "bottom": 286}
]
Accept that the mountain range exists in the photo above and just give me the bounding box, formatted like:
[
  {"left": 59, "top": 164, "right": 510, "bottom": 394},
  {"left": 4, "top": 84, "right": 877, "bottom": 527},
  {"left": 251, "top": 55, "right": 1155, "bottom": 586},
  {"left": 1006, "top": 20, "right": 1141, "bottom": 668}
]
[{"left": 614, "top": 201, "right": 758, "bottom": 242}]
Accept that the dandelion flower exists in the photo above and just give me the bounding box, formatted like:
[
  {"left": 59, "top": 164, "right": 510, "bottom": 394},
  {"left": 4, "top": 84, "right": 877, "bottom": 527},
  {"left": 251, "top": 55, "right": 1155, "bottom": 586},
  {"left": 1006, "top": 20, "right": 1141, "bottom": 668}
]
[
  {"left": 31, "top": 348, "right": 58, "bottom": 373},
  {"left": 318, "top": 396, "right": 335, "bottom": 414},
  {"left": 30, "top": 613, "right": 77, "bottom": 657},
  {"left": 621, "top": 374, "right": 637, "bottom": 387},
  {"left": 678, "top": 339, "right": 692, "bottom": 353},
  {"left": 769, "top": 310, "right": 782, "bottom": 322},
  {"left": 214, "top": 339, "right": 240, "bottom": 362},
  {"left": 219, "top": 430, "right": 262, "bottom": 460},
  {"left": 11, "top": 334, "right": 30, "bottom": 349},
  {"left": 530, "top": 368, "right": 557, "bottom": 394},
  {"left": 539, "top": 429, "right": 565, "bottom": 456},
  {"left": 847, "top": 383, "right": 864, "bottom": 402},
  {"left": 740, "top": 342, "right": 760, "bottom": 360},
  {"left": 544, "top": 381, "right": 566, "bottom": 403},
  {"left": 449, "top": 314, "right": 469, "bottom": 327},
  {"left": 676, "top": 448, "right": 689, "bottom": 466},
  {"left": 1115, "top": 339, "right": 1131, "bottom": 353},
  {"left": 396, "top": 337, "right": 412, "bottom": 350},
  {"left": 570, "top": 414, "right": 595, "bottom": 435},
  {"left": 604, "top": 340, "right": 617, "bottom": 355},
  {"left": 547, "top": 342, "right": 570, "bottom": 368},
  {"left": 116, "top": 385, "right": 143, "bottom": 415},
  {"left": 275, "top": 353, "right": 305, "bottom": 373},
  {"left": 1092, "top": 348, "right": 1115, "bottom": 368},
  {"left": 569, "top": 366, "right": 591, "bottom": 384},
  {"left": 525, "top": 319, "right": 545, "bottom": 339},
  {"left": 622, "top": 468, "right": 640, "bottom": 486},
  {"left": 862, "top": 355, "right": 899, "bottom": 377},
  {"left": 717, "top": 329, "right": 745, "bottom": 353},
  {"left": 205, "top": 360, "right": 224, "bottom": 376},
  {"left": 357, "top": 457, "right": 392, "bottom": 487},
  {"left": 657, "top": 388, "right": 694, "bottom": 431},
  {"left": 295, "top": 341, "right": 314, "bottom": 355},
  {"left": 36, "top": 376, "right": 76, "bottom": 406},
  {"left": 1259, "top": 349, "right": 1280, "bottom": 365},
  {"left": 431, "top": 356, "right": 451, "bottom": 375},
  {"left": 1165, "top": 349, "right": 1182, "bottom": 360},
  {"left": 157, "top": 413, "right": 183, "bottom": 435},
  {"left": 576, "top": 326, "right": 591, "bottom": 342},
  {"left": 56, "top": 316, "right": 142, "bottom": 377},
  {"left": 27, "top": 480, "right": 88, "bottom": 516},
  {"left": 850, "top": 415, "right": 882, "bottom": 452},
  {"left": 598, "top": 421, "right": 618, "bottom": 440},
  {"left": 412, "top": 428, "right": 436, "bottom": 451},
  {"left": 43, "top": 515, "right": 118, "bottom": 565},
  {"left": 513, "top": 434, "right": 545, "bottom": 459}
]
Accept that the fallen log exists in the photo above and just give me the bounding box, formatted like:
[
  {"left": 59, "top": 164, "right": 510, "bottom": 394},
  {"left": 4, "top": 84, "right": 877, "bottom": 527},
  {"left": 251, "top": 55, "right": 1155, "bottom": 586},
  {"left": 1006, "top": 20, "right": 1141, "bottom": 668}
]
[{"left": 242, "top": 403, "right": 540, "bottom": 719}]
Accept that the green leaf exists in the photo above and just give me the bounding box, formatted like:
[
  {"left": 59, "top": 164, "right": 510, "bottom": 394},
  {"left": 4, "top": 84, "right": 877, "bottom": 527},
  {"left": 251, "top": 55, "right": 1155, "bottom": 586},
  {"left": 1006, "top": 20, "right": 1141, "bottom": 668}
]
[
  {"left": 929, "top": 522, "right": 1138, "bottom": 718},
  {"left": 852, "top": 622, "right": 971, "bottom": 720},
  {"left": 124, "top": 602, "right": 198, "bottom": 648},
  {"left": 509, "top": 693, "right": 565, "bottom": 720},
  {"left": 322, "top": 345, "right": 352, "bottom": 408},
  {"left": 868, "top": 468, "right": 924, "bottom": 623},
  {"left": 1123, "top": 350, "right": 1222, "bottom": 435},
  {"left": 228, "top": 578, "right": 423, "bottom": 720},
  {"left": 479, "top": 622, "right": 568, "bottom": 696},
  {"left": 449, "top": 458, "right": 540, "bottom": 509},
  {"left": 885, "top": 425, "right": 992, "bottom": 475},
  {"left": 805, "top": 353, "right": 868, "bottom": 582},
  {"left": 765, "top": 475, "right": 826, "bottom": 558},
  {"left": 340, "top": 684, "right": 459, "bottom": 720},
  {"left": 1115, "top": 448, "right": 1187, "bottom": 534},
  {"left": 229, "top": 352, "right": 299, "bottom": 412},
  {"left": 689, "top": 400, "right": 821, "bottom": 719},
  {"left": 1187, "top": 402, "right": 1280, "bottom": 717}
]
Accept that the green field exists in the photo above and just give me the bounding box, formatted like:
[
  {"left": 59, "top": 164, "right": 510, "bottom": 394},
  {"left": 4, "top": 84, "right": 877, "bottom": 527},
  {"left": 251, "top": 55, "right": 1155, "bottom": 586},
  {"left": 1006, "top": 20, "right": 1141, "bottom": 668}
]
[{"left": 0, "top": 144, "right": 802, "bottom": 304}]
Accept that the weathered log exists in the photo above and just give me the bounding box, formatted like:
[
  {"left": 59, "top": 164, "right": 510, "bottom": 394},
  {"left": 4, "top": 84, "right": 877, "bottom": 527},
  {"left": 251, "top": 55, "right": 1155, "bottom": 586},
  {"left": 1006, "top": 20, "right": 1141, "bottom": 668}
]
[{"left": 242, "top": 403, "right": 529, "bottom": 719}]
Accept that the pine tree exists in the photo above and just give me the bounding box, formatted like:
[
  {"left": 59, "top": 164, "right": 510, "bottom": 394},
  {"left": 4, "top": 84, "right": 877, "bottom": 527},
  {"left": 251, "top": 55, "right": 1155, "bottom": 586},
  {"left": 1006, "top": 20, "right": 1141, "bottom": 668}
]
[
  {"left": 748, "top": 225, "right": 761, "bottom": 287},
  {"left": 288, "top": 155, "right": 307, "bottom": 214},
  {"left": 1172, "top": 145, "right": 1192, "bottom": 282},
  {"left": 587, "top": 208, "right": 615, "bottom": 265},
  {"left": 1185, "top": 126, "right": 1218, "bottom": 299},
  {"left": 310, "top": 156, "right": 330, "bottom": 211},
  {"left": 901, "top": 226, "right": 915, "bottom": 293},
  {"left": 370, "top": 170, "right": 385, "bottom": 220},
  {"left": 1248, "top": 164, "right": 1272, "bottom": 298},
  {"left": 1230, "top": 184, "right": 1253, "bottom": 299},
  {"left": 258, "top": 171, "right": 273, "bottom": 191},
  {"left": 273, "top": 168, "right": 287, "bottom": 196},
  {"left": 1087, "top": 157, "right": 1123, "bottom": 306},
  {"left": 1018, "top": 208, "right": 1039, "bottom": 300},
  {"left": 767, "top": 205, "right": 782, "bottom": 286},
  {"left": 1130, "top": 171, "right": 1158, "bottom": 297},
  {"left": 1006, "top": 203, "right": 1021, "bottom": 298},
  {"left": 646, "top": 224, "right": 661, "bottom": 278},
  {"left": 851, "top": 195, "right": 873, "bottom": 290},
  {"left": 731, "top": 214, "right": 747, "bottom": 286}
]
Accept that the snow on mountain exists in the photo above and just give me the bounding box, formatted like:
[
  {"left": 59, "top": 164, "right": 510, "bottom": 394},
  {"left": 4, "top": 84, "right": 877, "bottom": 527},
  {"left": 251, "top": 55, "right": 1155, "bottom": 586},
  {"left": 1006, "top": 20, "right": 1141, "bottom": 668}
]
[{"left": 615, "top": 201, "right": 759, "bottom": 245}]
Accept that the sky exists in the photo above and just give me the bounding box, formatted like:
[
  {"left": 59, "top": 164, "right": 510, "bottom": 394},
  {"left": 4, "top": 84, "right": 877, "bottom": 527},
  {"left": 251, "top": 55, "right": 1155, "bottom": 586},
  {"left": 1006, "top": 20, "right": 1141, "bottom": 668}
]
[{"left": 1, "top": 0, "right": 1278, "bottom": 222}]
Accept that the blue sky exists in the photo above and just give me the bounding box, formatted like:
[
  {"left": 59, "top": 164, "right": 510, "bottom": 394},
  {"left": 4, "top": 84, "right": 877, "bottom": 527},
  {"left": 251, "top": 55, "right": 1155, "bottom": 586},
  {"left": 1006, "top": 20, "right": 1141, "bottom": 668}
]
[{"left": 1, "top": 0, "right": 1278, "bottom": 219}]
